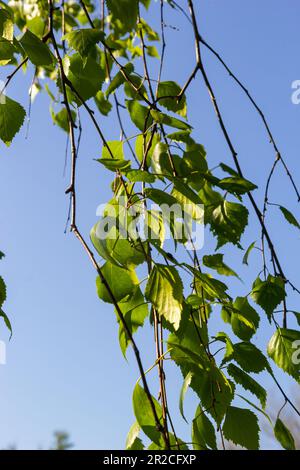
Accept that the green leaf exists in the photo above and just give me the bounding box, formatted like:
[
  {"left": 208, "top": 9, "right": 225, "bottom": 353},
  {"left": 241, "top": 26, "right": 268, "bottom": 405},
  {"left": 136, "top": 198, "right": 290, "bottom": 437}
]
[
  {"left": 126, "top": 100, "right": 153, "bottom": 132},
  {"left": 0, "top": 8, "right": 13, "bottom": 41},
  {"left": 215, "top": 332, "right": 234, "bottom": 362},
  {"left": 219, "top": 162, "right": 239, "bottom": 176},
  {"left": 145, "top": 187, "right": 178, "bottom": 207},
  {"left": 189, "top": 268, "right": 229, "bottom": 300},
  {"left": 150, "top": 109, "right": 192, "bottom": 131},
  {"left": 91, "top": 220, "right": 145, "bottom": 268},
  {"left": 182, "top": 149, "right": 208, "bottom": 190},
  {"left": 157, "top": 81, "right": 187, "bottom": 117},
  {"left": 64, "top": 53, "right": 105, "bottom": 105},
  {"left": 102, "top": 140, "right": 124, "bottom": 160},
  {"left": 192, "top": 405, "right": 217, "bottom": 450},
  {"left": 0, "top": 96, "right": 26, "bottom": 145},
  {"left": 20, "top": 30, "right": 53, "bottom": 66},
  {"left": 106, "top": 63, "right": 134, "bottom": 97},
  {"left": 227, "top": 363, "right": 267, "bottom": 409},
  {"left": 243, "top": 241, "right": 256, "bottom": 265},
  {"left": 145, "top": 264, "right": 183, "bottom": 330},
  {"left": 218, "top": 176, "right": 257, "bottom": 195},
  {"left": 167, "top": 130, "right": 194, "bottom": 145},
  {"left": 292, "top": 311, "right": 300, "bottom": 327},
  {"left": 50, "top": 107, "right": 76, "bottom": 133},
  {"left": 279, "top": 206, "right": 300, "bottom": 229},
  {"left": 230, "top": 297, "right": 260, "bottom": 341},
  {"left": 223, "top": 406, "right": 259, "bottom": 450},
  {"left": 274, "top": 418, "right": 295, "bottom": 450},
  {"left": 251, "top": 275, "right": 286, "bottom": 321},
  {"left": 94, "top": 91, "right": 112, "bottom": 116},
  {"left": 267, "top": 328, "right": 300, "bottom": 382},
  {"left": 171, "top": 180, "right": 204, "bottom": 221},
  {"left": 106, "top": 0, "right": 138, "bottom": 33},
  {"left": 126, "top": 169, "right": 155, "bottom": 183},
  {"left": 96, "top": 262, "right": 138, "bottom": 303},
  {"left": 144, "top": 210, "right": 165, "bottom": 247},
  {"left": 232, "top": 342, "right": 269, "bottom": 373},
  {"left": 179, "top": 371, "right": 192, "bottom": 423},
  {"left": 203, "top": 254, "right": 239, "bottom": 278},
  {"left": 63, "top": 28, "right": 104, "bottom": 57},
  {"left": 126, "top": 422, "right": 144, "bottom": 450},
  {"left": 210, "top": 200, "right": 248, "bottom": 248},
  {"left": 0, "top": 276, "right": 6, "bottom": 306},
  {"left": 26, "top": 17, "right": 45, "bottom": 37},
  {"left": 124, "top": 74, "right": 148, "bottom": 101},
  {"left": 135, "top": 132, "right": 160, "bottom": 166},
  {"left": 146, "top": 45, "right": 159, "bottom": 58},
  {"left": 192, "top": 367, "right": 234, "bottom": 426},
  {"left": 169, "top": 322, "right": 234, "bottom": 425},
  {"left": 97, "top": 158, "right": 131, "bottom": 171},
  {"left": 132, "top": 383, "right": 163, "bottom": 446},
  {"left": 0, "top": 37, "right": 16, "bottom": 64},
  {"left": 0, "top": 251, "right": 5, "bottom": 260},
  {"left": 0, "top": 308, "right": 12, "bottom": 338},
  {"left": 117, "top": 287, "right": 148, "bottom": 356}
]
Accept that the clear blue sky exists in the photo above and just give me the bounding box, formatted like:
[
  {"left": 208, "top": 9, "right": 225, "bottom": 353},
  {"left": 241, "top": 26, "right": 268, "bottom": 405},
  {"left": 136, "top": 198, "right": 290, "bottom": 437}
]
[{"left": 0, "top": 0, "right": 299, "bottom": 449}]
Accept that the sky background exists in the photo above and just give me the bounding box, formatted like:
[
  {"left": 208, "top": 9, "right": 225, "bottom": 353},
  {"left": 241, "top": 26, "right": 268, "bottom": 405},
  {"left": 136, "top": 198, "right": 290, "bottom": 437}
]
[{"left": 0, "top": 0, "right": 300, "bottom": 449}]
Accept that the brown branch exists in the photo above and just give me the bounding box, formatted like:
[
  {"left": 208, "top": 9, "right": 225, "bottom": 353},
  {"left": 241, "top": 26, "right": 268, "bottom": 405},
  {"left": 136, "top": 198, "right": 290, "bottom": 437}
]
[
  {"left": 198, "top": 36, "right": 300, "bottom": 204},
  {"left": 187, "top": 0, "right": 292, "bottom": 328},
  {"left": 50, "top": 0, "right": 168, "bottom": 448}
]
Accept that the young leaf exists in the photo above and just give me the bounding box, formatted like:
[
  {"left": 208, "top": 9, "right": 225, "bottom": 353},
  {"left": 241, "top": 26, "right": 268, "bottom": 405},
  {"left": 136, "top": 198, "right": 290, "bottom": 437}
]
[
  {"left": 106, "top": 63, "right": 134, "bottom": 97},
  {"left": 179, "top": 372, "right": 192, "bottom": 423},
  {"left": 94, "top": 91, "right": 112, "bottom": 116},
  {"left": 251, "top": 275, "right": 286, "bottom": 321},
  {"left": 117, "top": 287, "right": 148, "bottom": 356},
  {"left": 145, "top": 187, "right": 178, "bottom": 207},
  {"left": 267, "top": 328, "right": 300, "bottom": 382},
  {"left": 20, "top": 30, "right": 53, "bottom": 66},
  {"left": 230, "top": 296, "right": 260, "bottom": 341},
  {"left": 243, "top": 241, "right": 256, "bottom": 265},
  {"left": 157, "top": 81, "right": 187, "bottom": 117},
  {"left": 210, "top": 200, "right": 248, "bottom": 248},
  {"left": 50, "top": 107, "right": 76, "bottom": 133},
  {"left": 0, "top": 37, "right": 16, "bottom": 64},
  {"left": 145, "top": 264, "right": 183, "bottom": 330},
  {"left": 132, "top": 383, "right": 163, "bottom": 446},
  {"left": 203, "top": 254, "right": 239, "bottom": 278},
  {"left": 64, "top": 53, "right": 105, "bottom": 105},
  {"left": 126, "top": 422, "right": 144, "bottom": 450},
  {"left": 192, "top": 405, "right": 217, "bottom": 450},
  {"left": 96, "top": 262, "right": 138, "bottom": 303},
  {"left": 63, "top": 28, "right": 104, "bottom": 57},
  {"left": 218, "top": 176, "right": 257, "bottom": 195},
  {"left": 215, "top": 331, "right": 234, "bottom": 362},
  {"left": 126, "top": 169, "right": 155, "bottom": 183},
  {"left": 0, "top": 96, "right": 26, "bottom": 145},
  {"left": 0, "top": 8, "right": 13, "bottom": 41},
  {"left": 97, "top": 158, "right": 131, "bottom": 171},
  {"left": 102, "top": 140, "right": 124, "bottom": 160},
  {"left": 274, "top": 418, "right": 295, "bottom": 450},
  {"left": 227, "top": 363, "right": 267, "bottom": 409},
  {"left": 222, "top": 406, "right": 259, "bottom": 450},
  {"left": 126, "top": 100, "right": 153, "bottom": 132},
  {"left": 232, "top": 342, "right": 269, "bottom": 373},
  {"left": 0, "top": 276, "right": 6, "bottom": 306},
  {"left": 106, "top": 0, "right": 138, "bottom": 33},
  {"left": 279, "top": 206, "right": 300, "bottom": 229},
  {"left": 0, "top": 308, "right": 12, "bottom": 338},
  {"left": 150, "top": 109, "right": 192, "bottom": 131}
]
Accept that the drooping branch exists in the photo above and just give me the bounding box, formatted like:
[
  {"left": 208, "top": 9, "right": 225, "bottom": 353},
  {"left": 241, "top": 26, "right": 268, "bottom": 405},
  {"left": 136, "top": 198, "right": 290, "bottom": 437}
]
[{"left": 48, "top": 0, "right": 169, "bottom": 448}]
